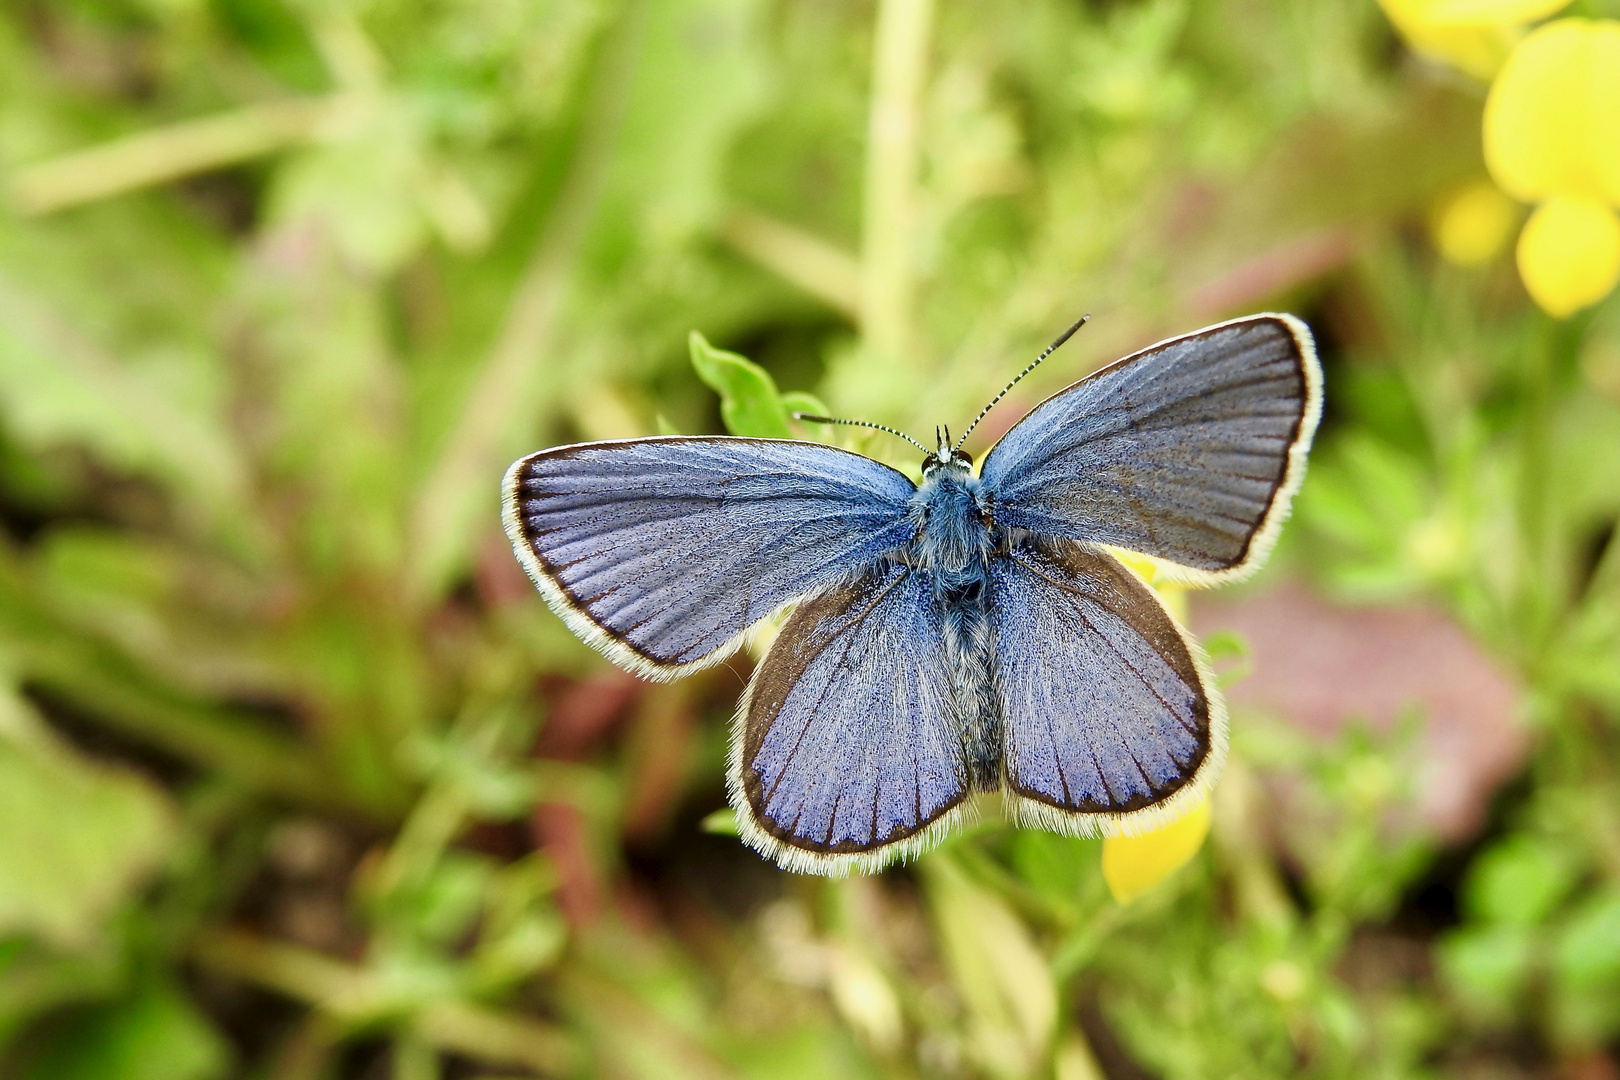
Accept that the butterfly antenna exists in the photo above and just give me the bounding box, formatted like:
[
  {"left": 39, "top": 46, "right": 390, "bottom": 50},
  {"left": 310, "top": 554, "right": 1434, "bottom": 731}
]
[
  {"left": 952, "top": 313, "right": 1090, "bottom": 452},
  {"left": 793, "top": 412, "right": 930, "bottom": 453}
]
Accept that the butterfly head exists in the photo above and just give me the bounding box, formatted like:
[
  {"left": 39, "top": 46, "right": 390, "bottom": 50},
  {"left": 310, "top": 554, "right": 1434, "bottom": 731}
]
[{"left": 922, "top": 425, "right": 974, "bottom": 476}]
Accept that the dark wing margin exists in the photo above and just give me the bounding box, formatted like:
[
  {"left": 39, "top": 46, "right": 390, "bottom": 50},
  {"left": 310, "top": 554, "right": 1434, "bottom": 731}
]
[
  {"left": 989, "top": 538, "right": 1224, "bottom": 836},
  {"left": 729, "top": 562, "right": 971, "bottom": 875},
  {"left": 502, "top": 436, "right": 916, "bottom": 680},
  {"left": 980, "top": 313, "right": 1322, "bottom": 585}
]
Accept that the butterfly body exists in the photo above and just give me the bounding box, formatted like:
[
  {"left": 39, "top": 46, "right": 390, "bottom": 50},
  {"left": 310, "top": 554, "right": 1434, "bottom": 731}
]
[
  {"left": 504, "top": 313, "right": 1323, "bottom": 874},
  {"left": 905, "top": 447, "right": 1015, "bottom": 792}
]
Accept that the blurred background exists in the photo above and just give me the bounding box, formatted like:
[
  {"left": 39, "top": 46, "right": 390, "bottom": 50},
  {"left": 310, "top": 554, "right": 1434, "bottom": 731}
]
[{"left": 2, "top": 0, "right": 1620, "bottom": 1077}]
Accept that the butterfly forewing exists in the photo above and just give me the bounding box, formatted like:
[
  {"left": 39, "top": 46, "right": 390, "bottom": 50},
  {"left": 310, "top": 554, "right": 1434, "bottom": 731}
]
[
  {"left": 731, "top": 562, "right": 970, "bottom": 874},
  {"left": 980, "top": 314, "right": 1321, "bottom": 583},
  {"left": 503, "top": 437, "right": 916, "bottom": 678},
  {"left": 988, "top": 539, "right": 1219, "bottom": 831}
]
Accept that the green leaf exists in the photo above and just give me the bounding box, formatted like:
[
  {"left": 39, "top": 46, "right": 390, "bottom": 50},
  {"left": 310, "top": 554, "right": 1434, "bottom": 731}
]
[
  {"left": 1464, "top": 834, "right": 1578, "bottom": 926},
  {"left": 0, "top": 692, "right": 174, "bottom": 948},
  {"left": 1553, "top": 889, "right": 1620, "bottom": 987},
  {"left": 600, "top": 0, "right": 771, "bottom": 246},
  {"left": 0, "top": 276, "right": 246, "bottom": 524},
  {"left": 1550, "top": 889, "right": 1620, "bottom": 1044},
  {"left": 1437, "top": 923, "right": 1536, "bottom": 1022},
  {"left": 780, "top": 390, "right": 832, "bottom": 425},
  {"left": 700, "top": 808, "right": 739, "bottom": 835},
  {"left": 0, "top": 940, "right": 124, "bottom": 1049},
  {"left": 415, "top": 851, "right": 497, "bottom": 946},
  {"left": 921, "top": 856, "right": 1056, "bottom": 1080},
  {"left": 269, "top": 108, "right": 431, "bottom": 276},
  {"left": 13, "top": 979, "right": 229, "bottom": 1080},
  {"left": 688, "top": 332, "right": 792, "bottom": 438},
  {"left": 1006, "top": 829, "right": 1100, "bottom": 914}
]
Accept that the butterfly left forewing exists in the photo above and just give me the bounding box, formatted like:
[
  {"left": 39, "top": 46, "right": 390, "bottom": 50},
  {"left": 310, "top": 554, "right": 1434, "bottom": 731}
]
[
  {"left": 731, "top": 561, "right": 972, "bottom": 874},
  {"left": 988, "top": 538, "right": 1223, "bottom": 835}
]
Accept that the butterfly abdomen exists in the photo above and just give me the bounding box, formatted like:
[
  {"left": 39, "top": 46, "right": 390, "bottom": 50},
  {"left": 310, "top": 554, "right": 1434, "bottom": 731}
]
[{"left": 938, "top": 582, "right": 1001, "bottom": 791}]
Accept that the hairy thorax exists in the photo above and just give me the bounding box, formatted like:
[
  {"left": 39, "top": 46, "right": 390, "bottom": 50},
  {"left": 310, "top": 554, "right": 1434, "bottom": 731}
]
[{"left": 907, "top": 460, "right": 996, "bottom": 592}]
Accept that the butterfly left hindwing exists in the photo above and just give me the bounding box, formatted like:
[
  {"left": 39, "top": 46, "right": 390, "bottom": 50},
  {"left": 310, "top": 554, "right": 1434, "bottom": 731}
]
[{"left": 729, "top": 561, "right": 971, "bottom": 876}]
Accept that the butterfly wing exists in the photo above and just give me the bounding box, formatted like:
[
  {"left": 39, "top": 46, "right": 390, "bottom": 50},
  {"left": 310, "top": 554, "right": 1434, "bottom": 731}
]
[
  {"left": 980, "top": 313, "right": 1321, "bottom": 584},
  {"left": 731, "top": 561, "right": 970, "bottom": 874},
  {"left": 503, "top": 436, "right": 916, "bottom": 679},
  {"left": 989, "top": 538, "right": 1220, "bottom": 833}
]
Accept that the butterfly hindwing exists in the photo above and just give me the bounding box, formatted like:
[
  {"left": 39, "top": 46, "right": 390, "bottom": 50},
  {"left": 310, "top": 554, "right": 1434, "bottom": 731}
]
[
  {"left": 503, "top": 437, "right": 917, "bottom": 679},
  {"left": 731, "top": 561, "right": 970, "bottom": 874},
  {"left": 980, "top": 313, "right": 1321, "bottom": 583},
  {"left": 988, "top": 538, "right": 1221, "bottom": 833}
]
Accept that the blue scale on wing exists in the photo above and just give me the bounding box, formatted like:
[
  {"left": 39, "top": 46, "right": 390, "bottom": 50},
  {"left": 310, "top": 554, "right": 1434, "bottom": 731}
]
[
  {"left": 740, "top": 562, "right": 968, "bottom": 853},
  {"left": 981, "top": 317, "right": 1311, "bottom": 573},
  {"left": 513, "top": 438, "right": 917, "bottom": 667},
  {"left": 989, "top": 540, "right": 1209, "bottom": 814}
]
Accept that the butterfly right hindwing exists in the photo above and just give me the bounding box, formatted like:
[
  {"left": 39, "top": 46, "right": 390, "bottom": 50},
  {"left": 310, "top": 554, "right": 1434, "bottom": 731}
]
[{"left": 987, "top": 537, "right": 1221, "bottom": 835}]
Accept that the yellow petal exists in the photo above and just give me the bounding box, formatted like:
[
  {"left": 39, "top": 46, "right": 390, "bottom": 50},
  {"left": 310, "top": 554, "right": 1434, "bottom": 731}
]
[
  {"left": 1379, "top": 0, "right": 1523, "bottom": 78},
  {"left": 1108, "top": 548, "right": 1159, "bottom": 583},
  {"left": 1423, "top": 0, "right": 1569, "bottom": 26},
  {"left": 1430, "top": 180, "right": 1520, "bottom": 265},
  {"left": 1484, "top": 19, "right": 1620, "bottom": 204},
  {"left": 1108, "top": 549, "right": 1188, "bottom": 623},
  {"left": 1516, "top": 195, "right": 1620, "bottom": 316},
  {"left": 1158, "top": 585, "right": 1188, "bottom": 625},
  {"left": 1101, "top": 795, "right": 1212, "bottom": 905}
]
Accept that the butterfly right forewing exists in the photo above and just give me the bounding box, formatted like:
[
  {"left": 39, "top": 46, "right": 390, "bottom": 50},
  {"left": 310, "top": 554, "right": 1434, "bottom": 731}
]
[{"left": 980, "top": 313, "right": 1321, "bottom": 585}]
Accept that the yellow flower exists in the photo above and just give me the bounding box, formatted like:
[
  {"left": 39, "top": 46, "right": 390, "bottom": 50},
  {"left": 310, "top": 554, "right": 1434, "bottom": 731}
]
[
  {"left": 1484, "top": 19, "right": 1620, "bottom": 204},
  {"left": 1429, "top": 180, "right": 1520, "bottom": 266},
  {"left": 1515, "top": 195, "right": 1620, "bottom": 316},
  {"left": 1101, "top": 548, "right": 1207, "bottom": 904},
  {"left": 1108, "top": 548, "right": 1187, "bottom": 623},
  {"left": 1102, "top": 794, "right": 1213, "bottom": 904},
  {"left": 1377, "top": 0, "right": 1568, "bottom": 79},
  {"left": 1484, "top": 18, "right": 1620, "bottom": 315}
]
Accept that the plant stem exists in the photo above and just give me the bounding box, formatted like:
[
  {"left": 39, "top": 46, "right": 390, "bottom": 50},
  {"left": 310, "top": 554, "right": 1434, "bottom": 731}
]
[
  {"left": 1517, "top": 312, "right": 1578, "bottom": 659},
  {"left": 721, "top": 207, "right": 862, "bottom": 319},
  {"left": 9, "top": 98, "right": 346, "bottom": 215},
  {"left": 0, "top": 554, "right": 355, "bottom": 813},
  {"left": 406, "top": 2, "right": 641, "bottom": 602},
  {"left": 1212, "top": 759, "right": 1295, "bottom": 932},
  {"left": 192, "top": 929, "right": 581, "bottom": 1075},
  {"left": 861, "top": 0, "right": 935, "bottom": 369}
]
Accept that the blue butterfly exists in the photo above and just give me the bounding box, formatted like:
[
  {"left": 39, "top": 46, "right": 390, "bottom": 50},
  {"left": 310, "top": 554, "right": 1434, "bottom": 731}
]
[{"left": 503, "top": 314, "right": 1322, "bottom": 874}]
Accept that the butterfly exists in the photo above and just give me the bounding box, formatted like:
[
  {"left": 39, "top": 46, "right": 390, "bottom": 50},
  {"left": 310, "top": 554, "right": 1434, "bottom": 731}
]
[{"left": 503, "top": 313, "right": 1321, "bottom": 875}]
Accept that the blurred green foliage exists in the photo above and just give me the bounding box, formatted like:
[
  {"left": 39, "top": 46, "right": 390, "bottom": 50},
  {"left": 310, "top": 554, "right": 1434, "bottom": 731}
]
[{"left": 1, "top": 0, "right": 1619, "bottom": 1077}]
